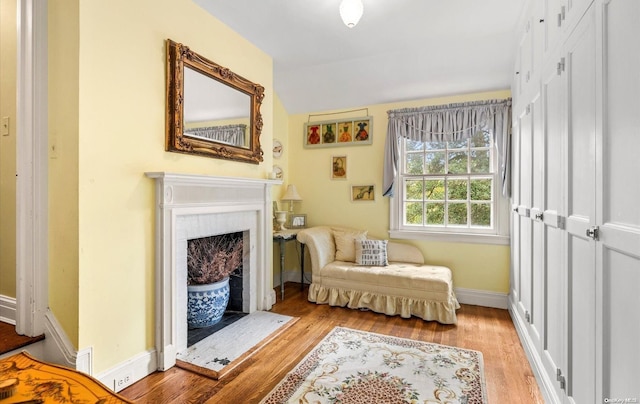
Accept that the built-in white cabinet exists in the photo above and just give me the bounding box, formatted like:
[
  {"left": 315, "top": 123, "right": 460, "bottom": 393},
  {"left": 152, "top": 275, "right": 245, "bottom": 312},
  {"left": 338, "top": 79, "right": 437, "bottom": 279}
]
[
  {"left": 564, "top": 9, "right": 597, "bottom": 403},
  {"left": 542, "top": 0, "right": 594, "bottom": 59},
  {"left": 510, "top": 1, "right": 640, "bottom": 403},
  {"left": 598, "top": 0, "right": 640, "bottom": 399}
]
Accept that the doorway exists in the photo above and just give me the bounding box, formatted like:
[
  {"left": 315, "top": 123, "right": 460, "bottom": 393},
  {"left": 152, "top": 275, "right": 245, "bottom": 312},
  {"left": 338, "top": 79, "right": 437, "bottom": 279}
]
[{"left": 0, "top": 0, "right": 48, "bottom": 340}]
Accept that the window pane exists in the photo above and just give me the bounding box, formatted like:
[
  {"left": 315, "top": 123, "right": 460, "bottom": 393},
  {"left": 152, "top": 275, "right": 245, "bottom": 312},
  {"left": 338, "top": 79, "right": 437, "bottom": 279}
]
[
  {"left": 425, "top": 152, "right": 445, "bottom": 174},
  {"left": 425, "top": 179, "right": 444, "bottom": 200},
  {"left": 447, "top": 179, "right": 468, "bottom": 200},
  {"left": 405, "top": 202, "right": 423, "bottom": 224},
  {"left": 447, "top": 151, "right": 468, "bottom": 173},
  {"left": 448, "top": 139, "right": 468, "bottom": 149},
  {"left": 471, "top": 203, "right": 491, "bottom": 227},
  {"left": 448, "top": 203, "right": 468, "bottom": 225},
  {"left": 470, "top": 178, "right": 492, "bottom": 200},
  {"left": 470, "top": 131, "right": 491, "bottom": 147},
  {"left": 396, "top": 130, "right": 497, "bottom": 235},
  {"left": 426, "top": 203, "right": 444, "bottom": 225},
  {"left": 405, "top": 179, "right": 424, "bottom": 200},
  {"left": 406, "top": 139, "right": 423, "bottom": 151},
  {"left": 425, "top": 141, "right": 446, "bottom": 150},
  {"left": 406, "top": 153, "right": 424, "bottom": 174},
  {"left": 470, "top": 150, "right": 490, "bottom": 173}
]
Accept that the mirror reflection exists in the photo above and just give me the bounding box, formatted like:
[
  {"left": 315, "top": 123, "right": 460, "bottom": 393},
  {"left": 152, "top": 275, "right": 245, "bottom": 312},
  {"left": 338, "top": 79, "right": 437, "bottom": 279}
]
[
  {"left": 165, "top": 39, "right": 264, "bottom": 164},
  {"left": 183, "top": 66, "right": 250, "bottom": 148}
]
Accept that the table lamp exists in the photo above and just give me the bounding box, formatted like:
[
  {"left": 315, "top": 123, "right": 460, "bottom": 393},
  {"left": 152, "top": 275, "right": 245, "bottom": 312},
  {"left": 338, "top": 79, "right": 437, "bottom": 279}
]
[{"left": 281, "top": 184, "right": 302, "bottom": 213}]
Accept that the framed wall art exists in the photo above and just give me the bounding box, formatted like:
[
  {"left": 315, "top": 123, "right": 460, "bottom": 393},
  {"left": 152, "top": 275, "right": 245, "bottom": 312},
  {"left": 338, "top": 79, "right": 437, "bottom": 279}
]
[
  {"left": 331, "top": 155, "right": 347, "bottom": 180},
  {"left": 304, "top": 116, "right": 373, "bottom": 148},
  {"left": 287, "top": 214, "right": 307, "bottom": 229},
  {"left": 351, "top": 185, "right": 375, "bottom": 201}
]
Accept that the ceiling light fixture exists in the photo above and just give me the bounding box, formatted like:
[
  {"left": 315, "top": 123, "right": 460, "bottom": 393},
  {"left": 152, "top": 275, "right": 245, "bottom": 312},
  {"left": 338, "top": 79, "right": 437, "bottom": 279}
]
[{"left": 339, "top": 0, "right": 364, "bottom": 28}]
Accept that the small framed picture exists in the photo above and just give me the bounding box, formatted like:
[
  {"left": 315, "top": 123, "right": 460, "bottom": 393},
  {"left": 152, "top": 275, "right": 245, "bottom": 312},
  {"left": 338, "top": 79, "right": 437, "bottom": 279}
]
[
  {"left": 331, "top": 155, "right": 347, "bottom": 180},
  {"left": 351, "top": 185, "right": 375, "bottom": 201},
  {"left": 287, "top": 214, "right": 307, "bottom": 229}
]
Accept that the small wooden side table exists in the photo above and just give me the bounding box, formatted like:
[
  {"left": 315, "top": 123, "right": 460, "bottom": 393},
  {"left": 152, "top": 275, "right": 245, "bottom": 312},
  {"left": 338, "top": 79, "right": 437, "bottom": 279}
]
[{"left": 273, "top": 229, "right": 303, "bottom": 300}]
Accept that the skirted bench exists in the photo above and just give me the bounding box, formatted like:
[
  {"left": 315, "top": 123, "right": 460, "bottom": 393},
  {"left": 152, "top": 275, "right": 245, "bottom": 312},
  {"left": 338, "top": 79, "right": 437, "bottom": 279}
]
[{"left": 297, "top": 226, "right": 459, "bottom": 324}]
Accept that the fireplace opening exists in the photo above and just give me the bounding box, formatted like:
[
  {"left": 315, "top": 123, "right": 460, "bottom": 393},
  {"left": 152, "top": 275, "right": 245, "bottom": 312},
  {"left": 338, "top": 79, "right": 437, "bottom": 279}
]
[{"left": 186, "top": 231, "right": 249, "bottom": 347}]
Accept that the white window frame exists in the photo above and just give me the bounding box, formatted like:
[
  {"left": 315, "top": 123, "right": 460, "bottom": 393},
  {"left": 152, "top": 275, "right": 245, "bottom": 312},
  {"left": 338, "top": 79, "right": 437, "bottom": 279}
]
[{"left": 389, "top": 132, "right": 510, "bottom": 245}]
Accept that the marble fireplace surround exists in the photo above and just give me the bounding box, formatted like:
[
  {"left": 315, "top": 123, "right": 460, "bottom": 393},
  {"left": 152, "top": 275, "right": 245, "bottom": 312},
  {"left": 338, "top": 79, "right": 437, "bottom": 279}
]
[{"left": 146, "top": 172, "right": 278, "bottom": 371}]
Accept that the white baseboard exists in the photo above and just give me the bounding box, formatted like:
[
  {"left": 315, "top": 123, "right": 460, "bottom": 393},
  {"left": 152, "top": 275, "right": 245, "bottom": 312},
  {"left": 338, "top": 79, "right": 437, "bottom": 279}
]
[
  {"left": 43, "top": 310, "right": 80, "bottom": 375},
  {"left": 42, "top": 308, "right": 158, "bottom": 392},
  {"left": 508, "top": 296, "right": 560, "bottom": 404},
  {"left": 283, "top": 269, "right": 308, "bottom": 285},
  {"left": 454, "top": 287, "right": 509, "bottom": 309},
  {"left": 96, "top": 349, "right": 158, "bottom": 392},
  {"left": 0, "top": 294, "right": 16, "bottom": 324},
  {"left": 0, "top": 304, "right": 89, "bottom": 373}
]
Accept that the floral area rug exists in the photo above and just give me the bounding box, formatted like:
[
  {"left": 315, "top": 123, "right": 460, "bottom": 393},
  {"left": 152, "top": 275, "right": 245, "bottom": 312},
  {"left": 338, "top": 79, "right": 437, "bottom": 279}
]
[{"left": 260, "top": 326, "right": 487, "bottom": 404}]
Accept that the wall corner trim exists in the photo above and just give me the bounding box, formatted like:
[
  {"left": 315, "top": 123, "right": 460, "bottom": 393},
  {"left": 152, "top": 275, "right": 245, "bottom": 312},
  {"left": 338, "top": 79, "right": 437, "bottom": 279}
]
[{"left": 43, "top": 310, "right": 81, "bottom": 370}]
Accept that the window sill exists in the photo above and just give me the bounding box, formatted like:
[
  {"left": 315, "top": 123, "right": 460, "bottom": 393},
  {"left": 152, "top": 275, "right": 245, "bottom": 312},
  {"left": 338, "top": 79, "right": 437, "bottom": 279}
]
[{"left": 388, "top": 229, "right": 510, "bottom": 245}]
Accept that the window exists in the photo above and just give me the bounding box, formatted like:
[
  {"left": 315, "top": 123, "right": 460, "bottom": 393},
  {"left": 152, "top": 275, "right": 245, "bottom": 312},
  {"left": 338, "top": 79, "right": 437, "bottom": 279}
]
[{"left": 389, "top": 130, "right": 509, "bottom": 245}]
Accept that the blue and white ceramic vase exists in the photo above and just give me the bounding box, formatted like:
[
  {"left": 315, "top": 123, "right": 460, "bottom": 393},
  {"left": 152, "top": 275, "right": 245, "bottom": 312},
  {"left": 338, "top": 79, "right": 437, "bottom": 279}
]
[{"left": 187, "top": 277, "right": 230, "bottom": 329}]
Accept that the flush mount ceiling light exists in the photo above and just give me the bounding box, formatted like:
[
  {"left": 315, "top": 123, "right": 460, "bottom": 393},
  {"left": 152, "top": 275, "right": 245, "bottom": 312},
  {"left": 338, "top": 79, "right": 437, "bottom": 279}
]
[{"left": 339, "top": 0, "right": 364, "bottom": 28}]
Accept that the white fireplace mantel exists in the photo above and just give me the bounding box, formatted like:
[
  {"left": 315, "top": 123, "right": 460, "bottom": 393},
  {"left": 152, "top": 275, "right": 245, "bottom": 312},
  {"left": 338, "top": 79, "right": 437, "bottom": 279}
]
[{"left": 146, "top": 172, "right": 280, "bottom": 370}]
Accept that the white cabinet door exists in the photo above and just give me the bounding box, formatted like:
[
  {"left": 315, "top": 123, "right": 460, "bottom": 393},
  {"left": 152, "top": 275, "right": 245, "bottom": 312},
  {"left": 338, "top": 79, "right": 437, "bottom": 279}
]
[
  {"left": 599, "top": 0, "right": 640, "bottom": 400},
  {"left": 530, "top": 91, "right": 545, "bottom": 351},
  {"left": 517, "top": 106, "right": 534, "bottom": 324},
  {"left": 565, "top": 0, "right": 595, "bottom": 33},
  {"left": 541, "top": 50, "right": 567, "bottom": 403},
  {"left": 543, "top": 0, "right": 566, "bottom": 58},
  {"left": 511, "top": 117, "right": 521, "bottom": 305},
  {"left": 518, "top": 20, "right": 534, "bottom": 100},
  {"left": 563, "top": 7, "right": 597, "bottom": 403}
]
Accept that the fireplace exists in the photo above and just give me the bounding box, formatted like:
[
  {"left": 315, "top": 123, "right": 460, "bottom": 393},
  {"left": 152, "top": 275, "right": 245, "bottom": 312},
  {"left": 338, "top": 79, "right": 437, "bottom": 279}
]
[
  {"left": 146, "top": 172, "right": 278, "bottom": 371},
  {"left": 186, "top": 231, "right": 246, "bottom": 339}
]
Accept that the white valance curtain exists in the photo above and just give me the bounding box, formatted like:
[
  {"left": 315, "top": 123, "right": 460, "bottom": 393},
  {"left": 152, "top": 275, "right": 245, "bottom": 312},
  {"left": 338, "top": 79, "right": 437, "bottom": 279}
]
[
  {"left": 383, "top": 98, "right": 512, "bottom": 198},
  {"left": 184, "top": 124, "right": 247, "bottom": 146}
]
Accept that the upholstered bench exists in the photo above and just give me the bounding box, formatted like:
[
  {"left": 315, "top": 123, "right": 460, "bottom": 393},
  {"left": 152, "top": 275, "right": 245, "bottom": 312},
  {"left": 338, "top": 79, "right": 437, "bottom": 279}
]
[{"left": 297, "top": 226, "right": 459, "bottom": 324}]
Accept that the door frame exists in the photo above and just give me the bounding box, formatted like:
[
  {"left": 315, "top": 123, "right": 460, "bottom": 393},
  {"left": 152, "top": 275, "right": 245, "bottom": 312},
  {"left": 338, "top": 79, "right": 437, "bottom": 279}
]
[{"left": 15, "top": 0, "right": 48, "bottom": 337}]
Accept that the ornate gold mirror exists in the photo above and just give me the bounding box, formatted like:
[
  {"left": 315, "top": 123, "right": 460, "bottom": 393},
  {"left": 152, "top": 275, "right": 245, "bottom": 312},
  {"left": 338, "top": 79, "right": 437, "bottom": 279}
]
[{"left": 166, "top": 39, "right": 264, "bottom": 164}]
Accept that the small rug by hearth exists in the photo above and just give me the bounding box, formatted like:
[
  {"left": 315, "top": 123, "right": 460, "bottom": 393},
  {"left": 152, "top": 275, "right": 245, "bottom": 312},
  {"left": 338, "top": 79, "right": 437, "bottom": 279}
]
[
  {"left": 260, "top": 326, "right": 487, "bottom": 404},
  {"left": 177, "top": 311, "right": 298, "bottom": 380}
]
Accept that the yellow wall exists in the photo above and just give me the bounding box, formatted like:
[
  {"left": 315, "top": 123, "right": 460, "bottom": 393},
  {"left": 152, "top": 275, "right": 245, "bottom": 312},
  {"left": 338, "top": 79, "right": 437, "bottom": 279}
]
[
  {"left": 0, "top": 0, "right": 17, "bottom": 298},
  {"left": 287, "top": 90, "right": 511, "bottom": 293},
  {"left": 47, "top": 0, "right": 275, "bottom": 373},
  {"left": 49, "top": 0, "right": 81, "bottom": 345}
]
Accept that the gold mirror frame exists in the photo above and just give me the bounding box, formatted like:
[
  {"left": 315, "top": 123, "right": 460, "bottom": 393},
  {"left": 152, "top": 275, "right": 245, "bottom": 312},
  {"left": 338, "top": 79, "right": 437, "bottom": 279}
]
[{"left": 166, "top": 39, "right": 264, "bottom": 164}]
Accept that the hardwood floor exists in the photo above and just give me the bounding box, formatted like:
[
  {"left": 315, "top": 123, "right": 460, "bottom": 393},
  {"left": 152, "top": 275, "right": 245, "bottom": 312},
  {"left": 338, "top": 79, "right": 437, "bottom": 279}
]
[
  {"left": 0, "top": 321, "right": 45, "bottom": 355},
  {"left": 120, "top": 283, "right": 544, "bottom": 403}
]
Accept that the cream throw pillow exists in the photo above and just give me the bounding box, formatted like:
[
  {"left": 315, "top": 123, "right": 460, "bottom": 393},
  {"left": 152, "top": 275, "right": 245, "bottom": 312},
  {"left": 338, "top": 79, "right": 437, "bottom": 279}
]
[
  {"left": 355, "top": 239, "right": 389, "bottom": 266},
  {"left": 333, "top": 229, "right": 367, "bottom": 262}
]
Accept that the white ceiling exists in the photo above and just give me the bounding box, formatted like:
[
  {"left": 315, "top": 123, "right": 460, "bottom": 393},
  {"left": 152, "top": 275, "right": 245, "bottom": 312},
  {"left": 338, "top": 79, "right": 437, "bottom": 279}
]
[{"left": 195, "top": 0, "right": 527, "bottom": 115}]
